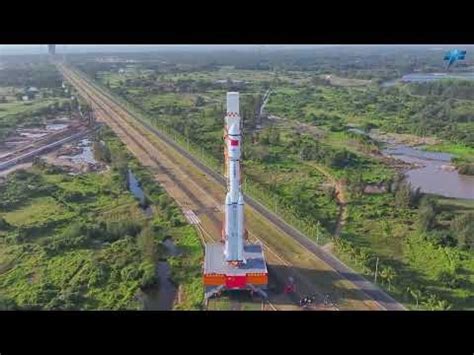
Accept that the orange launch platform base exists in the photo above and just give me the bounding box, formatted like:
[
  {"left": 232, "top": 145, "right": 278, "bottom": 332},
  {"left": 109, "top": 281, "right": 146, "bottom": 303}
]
[{"left": 203, "top": 243, "right": 268, "bottom": 299}]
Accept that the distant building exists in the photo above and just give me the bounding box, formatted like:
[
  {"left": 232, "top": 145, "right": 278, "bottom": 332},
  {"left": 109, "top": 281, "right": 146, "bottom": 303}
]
[
  {"left": 23, "top": 87, "right": 39, "bottom": 100},
  {"left": 48, "top": 45, "right": 56, "bottom": 56}
]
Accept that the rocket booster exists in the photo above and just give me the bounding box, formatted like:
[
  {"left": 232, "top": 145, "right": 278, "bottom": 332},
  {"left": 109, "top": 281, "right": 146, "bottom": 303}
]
[{"left": 224, "top": 92, "right": 245, "bottom": 263}]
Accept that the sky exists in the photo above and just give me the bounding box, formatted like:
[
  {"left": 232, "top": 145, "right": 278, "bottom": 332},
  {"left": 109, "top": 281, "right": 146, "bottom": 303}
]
[{"left": 0, "top": 45, "right": 471, "bottom": 56}]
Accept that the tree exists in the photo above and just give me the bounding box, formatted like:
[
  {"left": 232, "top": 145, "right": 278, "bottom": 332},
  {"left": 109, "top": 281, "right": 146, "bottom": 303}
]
[
  {"left": 379, "top": 265, "right": 396, "bottom": 291},
  {"left": 0, "top": 295, "right": 17, "bottom": 310},
  {"left": 394, "top": 181, "right": 421, "bottom": 209},
  {"left": 348, "top": 172, "right": 364, "bottom": 197},
  {"left": 381, "top": 220, "right": 392, "bottom": 238},
  {"left": 0, "top": 216, "right": 10, "bottom": 230},
  {"left": 406, "top": 286, "right": 422, "bottom": 308},
  {"left": 137, "top": 226, "right": 157, "bottom": 263},
  {"left": 421, "top": 293, "right": 451, "bottom": 310},
  {"left": 451, "top": 213, "right": 474, "bottom": 250},
  {"left": 93, "top": 140, "right": 112, "bottom": 163},
  {"left": 195, "top": 95, "right": 205, "bottom": 107},
  {"left": 417, "top": 196, "right": 438, "bottom": 232}
]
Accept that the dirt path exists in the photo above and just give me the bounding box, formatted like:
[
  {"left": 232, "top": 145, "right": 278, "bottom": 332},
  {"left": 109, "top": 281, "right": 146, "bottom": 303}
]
[{"left": 261, "top": 108, "right": 348, "bottom": 239}]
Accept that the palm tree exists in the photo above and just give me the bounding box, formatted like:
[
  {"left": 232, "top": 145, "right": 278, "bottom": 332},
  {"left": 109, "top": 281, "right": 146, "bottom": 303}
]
[
  {"left": 406, "top": 287, "right": 422, "bottom": 309},
  {"left": 420, "top": 293, "right": 451, "bottom": 310},
  {"left": 379, "top": 266, "right": 397, "bottom": 291}
]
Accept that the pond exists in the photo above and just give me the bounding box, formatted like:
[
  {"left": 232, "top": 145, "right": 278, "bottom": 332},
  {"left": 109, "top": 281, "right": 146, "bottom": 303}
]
[
  {"left": 382, "top": 144, "right": 474, "bottom": 200},
  {"left": 127, "top": 169, "right": 146, "bottom": 205},
  {"left": 140, "top": 237, "right": 180, "bottom": 310}
]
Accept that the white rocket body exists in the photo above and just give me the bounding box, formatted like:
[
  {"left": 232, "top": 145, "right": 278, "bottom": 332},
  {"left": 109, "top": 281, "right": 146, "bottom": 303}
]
[{"left": 224, "top": 92, "right": 245, "bottom": 263}]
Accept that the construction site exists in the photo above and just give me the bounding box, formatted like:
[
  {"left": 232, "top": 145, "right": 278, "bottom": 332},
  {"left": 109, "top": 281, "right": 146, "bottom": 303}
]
[{"left": 0, "top": 102, "right": 98, "bottom": 178}]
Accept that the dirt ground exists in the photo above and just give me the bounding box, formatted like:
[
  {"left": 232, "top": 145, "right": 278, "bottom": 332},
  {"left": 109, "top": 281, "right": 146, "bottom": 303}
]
[{"left": 43, "top": 138, "right": 106, "bottom": 174}]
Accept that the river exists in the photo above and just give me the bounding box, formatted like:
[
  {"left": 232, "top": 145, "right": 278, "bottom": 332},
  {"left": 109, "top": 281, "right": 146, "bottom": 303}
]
[
  {"left": 381, "top": 144, "right": 474, "bottom": 200},
  {"left": 127, "top": 169, "right": 146, "bottom": 206},
  {"left": 127, "top": 170, "right": 178, "bottom": 309},
  {"left": 140, "top": 238, "right": 179, "bottom": 311}
]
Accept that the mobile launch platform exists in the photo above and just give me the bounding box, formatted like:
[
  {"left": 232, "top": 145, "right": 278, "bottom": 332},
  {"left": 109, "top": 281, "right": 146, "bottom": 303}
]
[{"left": 203, "top": 92, "right": 268, "bottom": 300}]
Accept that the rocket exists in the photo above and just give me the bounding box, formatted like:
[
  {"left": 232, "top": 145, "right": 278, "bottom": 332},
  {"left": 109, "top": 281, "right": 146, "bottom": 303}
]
[{"left": 223, "top": 92, "right": 245, "bottom": 264}]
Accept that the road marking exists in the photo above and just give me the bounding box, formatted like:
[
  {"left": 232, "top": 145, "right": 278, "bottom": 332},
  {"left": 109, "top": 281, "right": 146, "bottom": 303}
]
[{"left": 183, "top": 209, "right": 201, "bottom": 225}]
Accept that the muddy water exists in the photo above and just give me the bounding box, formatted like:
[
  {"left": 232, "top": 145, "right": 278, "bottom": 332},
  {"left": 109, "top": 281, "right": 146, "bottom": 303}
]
[
  {"left": 383, "top": 145, "right": 474, "bottom": 199},
  {"left": 127, "top": 170, "right": 146, "bottom": 206},
  {"left": 69, "top": 139, "right": 97, "bottom": 164},
  {"left": 141, "top": 238, "right": 179, "bottom": 310}
]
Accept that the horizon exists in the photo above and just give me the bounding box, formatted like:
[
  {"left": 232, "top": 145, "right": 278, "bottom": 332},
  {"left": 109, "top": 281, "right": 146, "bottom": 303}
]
[{"left": 1, "top": 44, "right": 473, "bottom": 56}]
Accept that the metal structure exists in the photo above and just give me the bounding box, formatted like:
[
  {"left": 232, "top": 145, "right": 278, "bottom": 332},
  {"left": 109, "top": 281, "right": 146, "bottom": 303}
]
[
  {"left": 203, "top": 92, "right": 268, "bottom": 299},
  {"left": 48, "top": 45, "right": 56, "bottom": 56}
]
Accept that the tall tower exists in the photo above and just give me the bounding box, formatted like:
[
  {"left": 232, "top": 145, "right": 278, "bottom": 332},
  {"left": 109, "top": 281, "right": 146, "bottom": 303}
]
[
  {"left": 203, "top": 92, "right": 268, "bottom": 300},
  {"left": 48, "top": 45, "right": 56, "bottom": 56}
]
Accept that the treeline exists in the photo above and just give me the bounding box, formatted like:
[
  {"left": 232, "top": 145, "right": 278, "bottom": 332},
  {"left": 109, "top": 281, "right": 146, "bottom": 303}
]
[
  {"left": 245, "top": 128, "right": 359, "bottom": 169},
  {"left": 0, "top": 99, "right": 76, "bottom": 141},
  {"left": 290, "top": 133, "right": 358, "bottom": 169},
  {"left": 0, "top": 63, "right": 62, "bottom": 88},
  {"left": 0, "top": 127, "right": 196, "bottom": 310},
  {"left": 94, "top": 128, "right": 186, "bottom": 227},
  {"left": 0, "top": 170, "right": 56, "bottom": 210},
  {"left": 335, "top": 237, "right": 453, "bottom": 310},
  {"left": 336, "top": 182, "right": 473, "bottom": 310},
  {"left": 415, "top": 196, "right": 474, "bottom": 250},
  {"left": 409, "top": 79, "right": 474, "bottom": 101}
]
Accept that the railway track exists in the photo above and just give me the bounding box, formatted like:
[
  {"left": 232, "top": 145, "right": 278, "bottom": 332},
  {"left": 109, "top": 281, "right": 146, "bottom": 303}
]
[
  {"left": 58, "top": 63, "right": 404, "bottom": 310},
  {"left": 0, "top": 128, "right": 94, "bottom": 172},
  {"left": 59, "top": 65, "right": 279, "bottom": 311}
]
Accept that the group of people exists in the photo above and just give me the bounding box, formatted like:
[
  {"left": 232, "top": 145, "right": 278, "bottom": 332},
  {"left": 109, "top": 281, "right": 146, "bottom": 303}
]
[
  {"left": 299, "top": 294, "right": 335, "bottom": 308},
  {"left": 299, "top": 295, "right": 317, "bottom": 307}
]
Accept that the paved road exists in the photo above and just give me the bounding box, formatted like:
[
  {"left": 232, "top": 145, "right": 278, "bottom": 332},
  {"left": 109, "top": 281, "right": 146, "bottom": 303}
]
[{"left": 70, "top": 66, "right": 406, "bottom": 311}]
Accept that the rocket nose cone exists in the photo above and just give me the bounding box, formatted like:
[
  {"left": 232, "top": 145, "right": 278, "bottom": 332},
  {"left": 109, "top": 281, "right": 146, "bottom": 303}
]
[
  {"left": 225, "top": 193, "right": 232, "bottom": 204},
  {"left": 238, "top": 193, "right": 244, "bottom": 204}
]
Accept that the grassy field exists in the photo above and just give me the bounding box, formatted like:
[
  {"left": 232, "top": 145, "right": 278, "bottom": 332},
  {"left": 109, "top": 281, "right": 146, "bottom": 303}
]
[
  {"left": 0, "top": 97, "right": 70, "bottom": 141},
  {"left": 89, "top": 63, "right": 474, "bottom": 309},
  {"left": 0, "top": 127, "right": 203, "bottom": 310}
]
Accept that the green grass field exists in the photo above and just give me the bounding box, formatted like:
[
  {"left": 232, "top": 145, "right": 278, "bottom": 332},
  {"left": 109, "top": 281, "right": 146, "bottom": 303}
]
[
  {"left": 88, "top": 63, "right": 474, "bottom": 310},
  {"left": 0, "top": 127, "right": 203, "bottom": 310}
]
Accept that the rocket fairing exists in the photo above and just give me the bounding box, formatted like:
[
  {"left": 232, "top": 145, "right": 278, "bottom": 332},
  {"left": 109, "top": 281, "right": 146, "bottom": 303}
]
[{"left": 223, "top": 92, "right": 245, "bottom": 263}]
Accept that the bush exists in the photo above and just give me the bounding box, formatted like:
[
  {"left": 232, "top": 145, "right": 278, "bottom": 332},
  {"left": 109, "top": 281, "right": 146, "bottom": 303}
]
[{"left": 0, "top": 217, "right": 11, "bottom": 230}]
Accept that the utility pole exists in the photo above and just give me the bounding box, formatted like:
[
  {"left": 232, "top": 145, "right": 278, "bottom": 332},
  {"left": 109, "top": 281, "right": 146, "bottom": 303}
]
[
  {"left": 316, "top": 221, "right": 320, "bottom": 244},
  {"left": 374, "top": 257, "right": 380, "bottom": 284}
]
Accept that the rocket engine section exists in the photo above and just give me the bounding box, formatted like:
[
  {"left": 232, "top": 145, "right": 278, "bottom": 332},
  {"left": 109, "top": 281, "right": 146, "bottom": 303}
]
[{"left": 223, "top": 92, "right": 245, "bottom": 264}]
